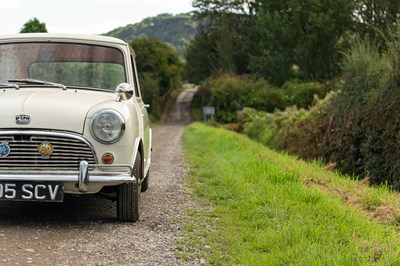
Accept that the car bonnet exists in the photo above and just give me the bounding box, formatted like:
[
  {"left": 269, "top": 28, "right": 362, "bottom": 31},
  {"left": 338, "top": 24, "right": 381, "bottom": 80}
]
[{"left": 0, "top": 88, "right": 116, "bottom": 133}]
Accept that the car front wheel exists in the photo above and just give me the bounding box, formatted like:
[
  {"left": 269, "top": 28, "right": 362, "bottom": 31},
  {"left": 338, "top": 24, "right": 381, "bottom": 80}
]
[{"left": 117, "top": 152, "right": 141, "bottom": 222}]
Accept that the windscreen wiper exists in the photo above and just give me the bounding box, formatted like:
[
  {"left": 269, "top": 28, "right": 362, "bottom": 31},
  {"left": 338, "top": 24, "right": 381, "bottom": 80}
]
[
  {"left": 0, "top": 82, "right": 20, "bottom": 89},
  {"left": 8, "top": 78, "right": 67, "bottom": 90}
]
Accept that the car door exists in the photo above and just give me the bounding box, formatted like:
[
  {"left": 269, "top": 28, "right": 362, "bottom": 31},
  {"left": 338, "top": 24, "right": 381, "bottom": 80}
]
[{"left": 130, "top": 53, "right": 151, "bottom": 173}]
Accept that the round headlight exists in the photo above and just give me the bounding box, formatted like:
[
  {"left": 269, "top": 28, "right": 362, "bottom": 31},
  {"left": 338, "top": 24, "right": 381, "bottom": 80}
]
[{"left": 90, "top": 110, "right": 125, "bottom": 144}]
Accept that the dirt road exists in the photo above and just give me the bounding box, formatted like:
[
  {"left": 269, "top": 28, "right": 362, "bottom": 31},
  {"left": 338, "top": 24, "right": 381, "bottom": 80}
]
[{"left": 0, "top": 88, "right": 198, "bottom": 265}]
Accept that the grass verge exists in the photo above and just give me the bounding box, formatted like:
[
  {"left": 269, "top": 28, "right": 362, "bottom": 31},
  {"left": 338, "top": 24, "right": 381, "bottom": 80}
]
[{"left": 178, "top": 122, "right": 400, "bottom": 265}]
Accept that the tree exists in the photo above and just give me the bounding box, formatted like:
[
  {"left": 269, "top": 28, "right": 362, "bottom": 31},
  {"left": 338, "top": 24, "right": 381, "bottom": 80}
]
[
  {"left": 353, "top": 0, "right": 400, "bottom": 48},
  {"left": 185, "top": 1, "right": 252, "bottom": 82},
  {"left": 247, "top": 0, "right": 354, "bottom": 85},
  {"left": 20, "top": 18, "right": 48, "bottom": 33},
  {"left": 185, "top": 26, "right": 216, "bottom": 83},
  {"left": 130, "top": 38, "right": 183, "bottom": 118},
  {"left": 189, "top": 0, "right": 354, "bottom": 85}
]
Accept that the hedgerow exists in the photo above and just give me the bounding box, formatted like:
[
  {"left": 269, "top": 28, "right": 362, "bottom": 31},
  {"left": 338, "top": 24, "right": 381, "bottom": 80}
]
[
  {"left": 199, "top": 74, "right": 328, "bottom": 123},
  {"left": 238, "top": 31, "right": 400, "bottom": 189},
  {"left": 320, "top": 38, "right": 400, "bottom": 187},
  {"left": 238, "top": 91, "right": 336, "bottom": 160}
]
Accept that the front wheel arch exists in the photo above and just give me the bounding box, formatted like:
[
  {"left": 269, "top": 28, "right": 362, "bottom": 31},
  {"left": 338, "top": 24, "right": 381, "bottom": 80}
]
[{"left": 134, "top": 139, "right": 146, "bottom": 188}]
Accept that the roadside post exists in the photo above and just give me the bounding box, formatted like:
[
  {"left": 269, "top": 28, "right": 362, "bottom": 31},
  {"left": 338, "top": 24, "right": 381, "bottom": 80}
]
[{"left": 203, "top": 106, "right": 215, "bottom": 121}]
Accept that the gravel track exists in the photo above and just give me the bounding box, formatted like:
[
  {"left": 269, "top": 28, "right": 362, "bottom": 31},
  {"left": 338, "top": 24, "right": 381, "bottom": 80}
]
[{"left": 0, "top": 88, "right": 198, "bottom": 265}]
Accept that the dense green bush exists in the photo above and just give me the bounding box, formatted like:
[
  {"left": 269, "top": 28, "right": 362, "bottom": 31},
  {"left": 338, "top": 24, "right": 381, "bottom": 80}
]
[
  {"left": 130, "top": 38, "right": 183, "bottom": 119},
  {"left": 238, "top": 92, "right": 336, "bottom": 159},
  {"left": 198, "top": 74, "right": 281, "bottom": 122},
  {"left": 199, "top": 74, "right": 327, "bottom": 123},
  {"left": 282, "top": 80, "right": 329, "bottom": 109},
  {"left": 319, "top": 38, "right": 400, "bottom": 187}
]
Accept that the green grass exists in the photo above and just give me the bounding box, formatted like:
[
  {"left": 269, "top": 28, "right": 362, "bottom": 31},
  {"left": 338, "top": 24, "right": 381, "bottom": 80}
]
[{"left": 179, "top": 122, "right": 400, "bottom": 265}]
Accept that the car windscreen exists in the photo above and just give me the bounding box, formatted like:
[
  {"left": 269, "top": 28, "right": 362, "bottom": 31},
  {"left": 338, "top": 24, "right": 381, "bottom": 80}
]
[{"left": 0, "top": 42, "right": 127, "bottom": 91}]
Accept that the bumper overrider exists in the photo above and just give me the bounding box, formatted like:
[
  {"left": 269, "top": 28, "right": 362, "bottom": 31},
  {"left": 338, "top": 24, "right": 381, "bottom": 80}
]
[
  {"left": 78, "top": 161, "right": 136, "bottom": 192},
  {"left": 0, "top": 161, "right": 137, "bottom": 193}
]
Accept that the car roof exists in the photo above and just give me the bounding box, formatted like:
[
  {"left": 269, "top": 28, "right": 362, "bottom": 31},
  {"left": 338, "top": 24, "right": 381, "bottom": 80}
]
[{"left": 0, "top": 33, "right": 127, "bottom": 47}]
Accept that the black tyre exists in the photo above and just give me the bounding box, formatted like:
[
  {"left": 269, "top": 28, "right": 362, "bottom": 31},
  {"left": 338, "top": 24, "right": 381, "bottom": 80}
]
[
  {"left": 117, "top": 152, "right": 141, "bottom": 222},
  {"left": 140, "top": 169, "right": 149, "bottom": 192}
]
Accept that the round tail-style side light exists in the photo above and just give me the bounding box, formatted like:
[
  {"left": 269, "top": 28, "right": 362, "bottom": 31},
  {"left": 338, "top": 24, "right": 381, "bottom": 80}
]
[{"left": 102, "top": 153, "right": 114, "bottom": 164}]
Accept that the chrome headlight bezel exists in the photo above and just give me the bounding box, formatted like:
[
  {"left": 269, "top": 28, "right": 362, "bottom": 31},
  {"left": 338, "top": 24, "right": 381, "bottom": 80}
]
[{"left": 90, "top": 109, "right": 125, "bottom": 144}]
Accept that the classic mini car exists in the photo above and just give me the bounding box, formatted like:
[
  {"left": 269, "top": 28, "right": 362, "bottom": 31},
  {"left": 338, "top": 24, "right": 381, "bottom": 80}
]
[{"left": 0, "top": 33, "right": 152, "bottom": 222}]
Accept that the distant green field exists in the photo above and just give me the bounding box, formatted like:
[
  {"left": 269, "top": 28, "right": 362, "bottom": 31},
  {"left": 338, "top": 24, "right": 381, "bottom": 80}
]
[{"left": 179, "top": 122, "right": 400, "bottom": 265}]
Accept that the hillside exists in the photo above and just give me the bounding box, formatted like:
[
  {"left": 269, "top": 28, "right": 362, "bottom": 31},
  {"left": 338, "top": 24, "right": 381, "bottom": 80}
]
[{"left": 104, "top": 13, "right": 198, "bottom": 57}]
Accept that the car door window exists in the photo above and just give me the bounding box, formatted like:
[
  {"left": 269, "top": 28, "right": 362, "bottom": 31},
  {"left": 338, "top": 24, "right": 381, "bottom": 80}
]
[{"left": 131, "top": 55, "right": 140, "bottom": 98}]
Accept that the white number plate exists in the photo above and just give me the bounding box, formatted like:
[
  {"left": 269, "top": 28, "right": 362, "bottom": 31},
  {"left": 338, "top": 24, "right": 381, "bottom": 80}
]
[{"left": 0, "top": 182, "right": 64, "bottom": 202}]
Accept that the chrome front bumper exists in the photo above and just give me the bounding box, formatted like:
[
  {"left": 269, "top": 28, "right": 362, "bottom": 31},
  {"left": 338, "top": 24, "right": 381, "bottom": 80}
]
[{"left": 0, "top": 160, "right": 137, "bottom": 193}]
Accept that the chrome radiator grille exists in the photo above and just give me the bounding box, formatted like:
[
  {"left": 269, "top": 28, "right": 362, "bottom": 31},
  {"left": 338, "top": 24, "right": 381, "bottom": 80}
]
[{"left": 0, "top": 132, "right": 97, "bottom": 171}]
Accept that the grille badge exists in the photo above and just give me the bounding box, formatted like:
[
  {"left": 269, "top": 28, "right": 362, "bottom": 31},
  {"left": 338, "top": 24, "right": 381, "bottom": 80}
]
[
  {"left": 0, "top": 142, "right": 10, "bottom": 157},
  {"left": 38, "top": 142, "right": 54, "bottom": 159},
  {"left": 15, "top": 114, "right": 31, "bottom": 125}
]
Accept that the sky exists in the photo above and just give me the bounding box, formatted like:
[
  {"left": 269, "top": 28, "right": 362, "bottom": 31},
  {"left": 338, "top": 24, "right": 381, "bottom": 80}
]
[{"left": 0, "top": 0, "right": 193, "bottom": 35}]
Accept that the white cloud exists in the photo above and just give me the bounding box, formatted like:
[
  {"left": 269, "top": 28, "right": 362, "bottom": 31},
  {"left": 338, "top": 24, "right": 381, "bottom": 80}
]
[
  {"left": 83, "top": 0, "right": 131, "bottom": 3},
  {"left": 0, "top": 0, "right": 24, "bottom": 10}
]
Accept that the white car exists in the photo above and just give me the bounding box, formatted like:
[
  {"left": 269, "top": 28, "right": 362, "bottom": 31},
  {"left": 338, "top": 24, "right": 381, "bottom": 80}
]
[{"left": 0, "top": 33, "right": 152, "bottom": 222}]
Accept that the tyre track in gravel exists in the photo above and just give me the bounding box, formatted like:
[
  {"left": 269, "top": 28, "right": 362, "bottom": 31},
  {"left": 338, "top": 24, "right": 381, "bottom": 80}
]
[{"left": 0, "top": 88, "right": 198, "bottom": 265}]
